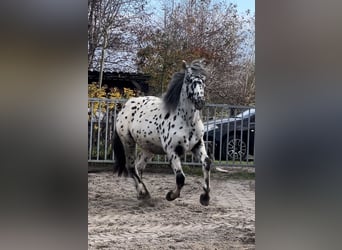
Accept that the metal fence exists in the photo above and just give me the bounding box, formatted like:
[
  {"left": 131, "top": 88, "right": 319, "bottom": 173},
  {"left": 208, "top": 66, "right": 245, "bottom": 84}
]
[{"left": 88, "top": 98, "right": 255, "bottom": 168}]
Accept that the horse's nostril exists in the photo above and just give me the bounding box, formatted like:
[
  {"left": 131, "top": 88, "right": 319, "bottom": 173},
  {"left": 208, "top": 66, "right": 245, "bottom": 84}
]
[{"left": 194, "top": 99, "right": 205, "bottom": 110}]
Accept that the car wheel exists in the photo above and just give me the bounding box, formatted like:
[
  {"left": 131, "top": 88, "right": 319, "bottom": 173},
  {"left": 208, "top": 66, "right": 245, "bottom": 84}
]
[{"left": 223, "top": 137, "right": 248, "bottom": 160}]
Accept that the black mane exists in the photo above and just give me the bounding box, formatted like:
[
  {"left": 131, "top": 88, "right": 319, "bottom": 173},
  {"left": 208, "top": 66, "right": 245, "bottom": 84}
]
[
  {"left": 162, "top": 71, "right": 185, "bottom": 112},
  {"left": 162, "top": 59, "right": 208, "bottom": 112}
]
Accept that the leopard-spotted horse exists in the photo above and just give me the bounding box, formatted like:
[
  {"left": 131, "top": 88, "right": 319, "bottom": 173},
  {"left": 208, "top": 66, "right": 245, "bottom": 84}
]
[{"left": 113, "top": 59, "right": 212, "bottom": 206}]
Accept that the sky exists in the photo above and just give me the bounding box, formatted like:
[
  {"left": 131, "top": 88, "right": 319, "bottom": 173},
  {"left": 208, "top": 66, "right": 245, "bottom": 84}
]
[{"left": 231, "top": 0, "right": 255, "bottom": 14}]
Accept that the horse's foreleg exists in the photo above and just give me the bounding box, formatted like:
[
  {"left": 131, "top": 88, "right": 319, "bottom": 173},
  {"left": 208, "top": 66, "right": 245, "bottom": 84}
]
[
  {"left": 166, "top": 154, "right": 185, "bottom": 201},
  {"left": 192, "top": 140, "right": 211, "bottom": 206}
]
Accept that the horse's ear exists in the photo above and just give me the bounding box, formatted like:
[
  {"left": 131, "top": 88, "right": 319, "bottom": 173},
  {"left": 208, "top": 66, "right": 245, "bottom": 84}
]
[{"left": 182, "top": 60, "right": 188, "bottom": 70}]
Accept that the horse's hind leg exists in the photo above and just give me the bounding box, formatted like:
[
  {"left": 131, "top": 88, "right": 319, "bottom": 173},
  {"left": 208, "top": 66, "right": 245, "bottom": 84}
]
[
  {"left": 165, "top": 153, "right": 185, "bottom": 201},
  {"left": 192, "top": 139, "right": 211, "bottom": 206},
  {"left": 121, "top": 137, "right": 150, "bottom": 200},
  {"left": 135, "top": 150, "right": 153, "bottom": 179},
  {"left": 130, "top": 167, "right": 151, "bottom": 200},
  {"left": 133, "top": 150, "right": 153, "bottom": 199}
]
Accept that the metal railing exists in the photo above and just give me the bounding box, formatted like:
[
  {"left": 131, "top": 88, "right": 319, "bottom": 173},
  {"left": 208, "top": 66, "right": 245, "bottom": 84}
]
[{"left": 88, "top": 98, "right": 255, "bottom": 168}]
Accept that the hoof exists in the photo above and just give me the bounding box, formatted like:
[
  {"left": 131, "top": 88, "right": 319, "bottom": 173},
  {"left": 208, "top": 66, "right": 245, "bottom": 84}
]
[
  {"left": 200, "top": 193, "right": 210, "bottom": 206},
  {"left": 165, "top": 190, "right": 179, "bottom": 201},
  {"left": 137, "top": 190, "right": 151, "bottom": 200}
]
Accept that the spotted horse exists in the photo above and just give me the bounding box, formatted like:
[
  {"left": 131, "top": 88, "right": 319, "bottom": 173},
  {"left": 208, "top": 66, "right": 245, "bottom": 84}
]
[{"left": 113, "top": 59, "right": 212, "bottom": 206}]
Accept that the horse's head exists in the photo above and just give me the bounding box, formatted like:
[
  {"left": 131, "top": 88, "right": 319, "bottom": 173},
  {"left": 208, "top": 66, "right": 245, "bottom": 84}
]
[{"left": 183, "top": 60, "right": 208, "bottom": 110}]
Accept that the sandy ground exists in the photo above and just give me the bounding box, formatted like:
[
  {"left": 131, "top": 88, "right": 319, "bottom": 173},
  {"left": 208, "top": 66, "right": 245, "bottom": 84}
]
[{"left": 88, "top": 170, "right": 255, "bottom": 250}]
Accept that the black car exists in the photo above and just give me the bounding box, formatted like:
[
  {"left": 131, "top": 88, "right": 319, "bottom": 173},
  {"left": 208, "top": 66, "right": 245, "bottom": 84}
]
[{"left": 203, "top": 108, "right": 255, "bottom": 161}]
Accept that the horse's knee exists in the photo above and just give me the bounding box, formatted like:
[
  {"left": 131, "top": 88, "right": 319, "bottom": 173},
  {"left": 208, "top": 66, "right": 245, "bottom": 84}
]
[{"left": 176, "top": 171, "right": 185, "bottom": 189}]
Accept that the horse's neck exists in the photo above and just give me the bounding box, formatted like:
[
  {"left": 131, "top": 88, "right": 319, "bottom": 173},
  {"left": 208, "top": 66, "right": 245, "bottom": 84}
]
[{"left": 178, "top": 93, "right": 200, "bottom": 125}]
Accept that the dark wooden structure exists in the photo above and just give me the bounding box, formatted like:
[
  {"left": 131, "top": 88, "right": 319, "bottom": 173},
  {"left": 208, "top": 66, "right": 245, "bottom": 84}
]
[{"left": 88, "top": 71, "right": 150, "bottom": 94}]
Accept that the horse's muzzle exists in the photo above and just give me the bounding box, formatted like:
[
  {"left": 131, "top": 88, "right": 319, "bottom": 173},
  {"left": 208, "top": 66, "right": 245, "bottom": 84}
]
[{"left": 194, "top": 99, "right": 205, "bottom": 110}]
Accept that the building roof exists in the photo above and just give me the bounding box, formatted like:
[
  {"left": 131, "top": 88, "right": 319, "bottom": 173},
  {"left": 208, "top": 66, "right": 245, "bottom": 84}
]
[{"left": 88, "top": 71, "right": 150, "bottom": 93}]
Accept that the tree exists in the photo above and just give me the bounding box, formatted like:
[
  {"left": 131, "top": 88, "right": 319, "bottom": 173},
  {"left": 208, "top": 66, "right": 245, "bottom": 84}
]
[{"left": 88, "top": 0, "right": 149, "bottom": 87}]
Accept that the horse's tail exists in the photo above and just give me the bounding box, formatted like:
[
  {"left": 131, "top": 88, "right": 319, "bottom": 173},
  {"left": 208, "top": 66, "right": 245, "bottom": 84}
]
[{"left": 113, "top": 129, "right": 128, "bottom": 177}]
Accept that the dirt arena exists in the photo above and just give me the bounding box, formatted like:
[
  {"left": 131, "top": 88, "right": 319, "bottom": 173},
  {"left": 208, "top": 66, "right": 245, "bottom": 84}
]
[{"left": 88, "top": 168, "right": 255, "bottom": 249}]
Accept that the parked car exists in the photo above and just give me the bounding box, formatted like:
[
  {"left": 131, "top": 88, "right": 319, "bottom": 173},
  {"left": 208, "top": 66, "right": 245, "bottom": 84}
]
[{"left": 203, "top": 108, "right": 255, "bottom": 161}]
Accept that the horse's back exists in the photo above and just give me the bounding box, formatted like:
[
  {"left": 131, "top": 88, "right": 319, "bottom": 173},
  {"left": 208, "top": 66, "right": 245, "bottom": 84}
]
[{"left": 124, "top": 96, "right": 161, "bottom": 109}]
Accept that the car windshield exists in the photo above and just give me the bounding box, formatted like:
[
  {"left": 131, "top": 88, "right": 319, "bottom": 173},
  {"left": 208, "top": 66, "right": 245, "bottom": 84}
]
[{"left": 235, "top": 108, "right": 255, "bottom": 118}]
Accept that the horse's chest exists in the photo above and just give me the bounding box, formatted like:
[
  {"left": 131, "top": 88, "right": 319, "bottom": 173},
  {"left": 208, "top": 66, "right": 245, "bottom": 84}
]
[{"left": 187, "top": 129, "right": 203, "bottom": 150}]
